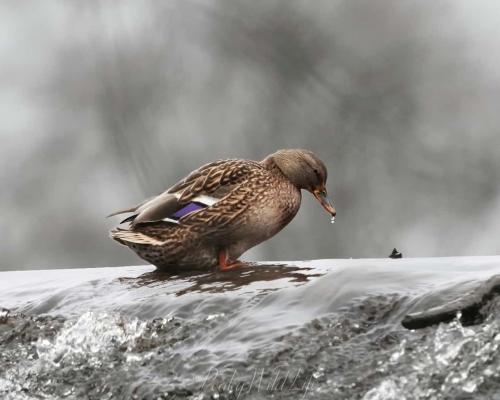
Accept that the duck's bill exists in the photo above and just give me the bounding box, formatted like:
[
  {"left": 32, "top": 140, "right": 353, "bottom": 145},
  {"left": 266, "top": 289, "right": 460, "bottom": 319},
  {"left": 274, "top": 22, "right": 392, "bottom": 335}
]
[{"left": 313, "top": 189, "right": 336, "bottom": 217}]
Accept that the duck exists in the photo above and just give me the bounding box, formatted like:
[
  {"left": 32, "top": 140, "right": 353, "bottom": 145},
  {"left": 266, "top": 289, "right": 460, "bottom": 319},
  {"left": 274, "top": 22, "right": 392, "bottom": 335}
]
[{"left": 109, "top": 149, "right": 336, "bottom": 271}]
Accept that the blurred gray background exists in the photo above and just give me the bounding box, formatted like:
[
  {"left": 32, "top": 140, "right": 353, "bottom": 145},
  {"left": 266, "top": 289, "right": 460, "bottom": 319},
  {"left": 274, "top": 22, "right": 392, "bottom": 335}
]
[{"left": 2, "top": 0, "right": 500, "bottom": 270}]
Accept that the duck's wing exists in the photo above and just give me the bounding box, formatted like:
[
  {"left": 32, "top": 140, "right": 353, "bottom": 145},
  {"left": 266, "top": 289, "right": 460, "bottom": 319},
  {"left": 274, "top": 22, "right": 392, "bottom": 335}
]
[
  {"left": 179, "top": 179, "right": 261, "bottom": 235},
  {"left": 108, "top": 159, "right": 261, "bottom": 227}
]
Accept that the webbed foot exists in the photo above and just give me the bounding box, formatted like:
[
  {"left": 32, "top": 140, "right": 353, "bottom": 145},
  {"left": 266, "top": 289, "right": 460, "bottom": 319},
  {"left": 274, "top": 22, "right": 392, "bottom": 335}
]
[{"left": 218, "top": 249, "right": 247, "bottom": 271}]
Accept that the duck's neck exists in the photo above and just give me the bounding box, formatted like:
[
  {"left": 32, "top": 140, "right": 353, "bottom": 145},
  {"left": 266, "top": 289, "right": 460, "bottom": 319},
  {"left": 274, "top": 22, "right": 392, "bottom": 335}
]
[{"left": 261, "top": 156, "right": 289, "bottom": 180}]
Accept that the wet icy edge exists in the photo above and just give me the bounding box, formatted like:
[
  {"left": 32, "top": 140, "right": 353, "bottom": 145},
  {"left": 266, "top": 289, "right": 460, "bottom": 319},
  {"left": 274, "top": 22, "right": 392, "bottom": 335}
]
[{"left": 1, "top": 257, "right": 500, "bottom": 399}]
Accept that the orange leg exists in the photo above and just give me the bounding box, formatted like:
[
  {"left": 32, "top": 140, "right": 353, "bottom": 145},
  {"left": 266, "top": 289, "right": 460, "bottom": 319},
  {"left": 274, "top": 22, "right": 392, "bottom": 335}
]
[{"left": 218, "top": 249, "right": 246, "bottom": 271}]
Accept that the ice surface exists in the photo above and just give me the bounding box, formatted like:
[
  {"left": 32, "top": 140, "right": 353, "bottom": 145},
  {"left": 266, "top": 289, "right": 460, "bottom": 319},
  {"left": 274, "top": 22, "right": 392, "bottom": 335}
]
[{"left": 1, "top": 257, "right": 500, "bottom": 399}]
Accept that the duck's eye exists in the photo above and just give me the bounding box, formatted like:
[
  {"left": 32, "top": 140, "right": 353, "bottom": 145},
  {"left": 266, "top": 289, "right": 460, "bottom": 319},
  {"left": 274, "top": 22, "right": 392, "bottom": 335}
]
[{"left": 313, "top": 168, "right": 321, "bottom": 179}]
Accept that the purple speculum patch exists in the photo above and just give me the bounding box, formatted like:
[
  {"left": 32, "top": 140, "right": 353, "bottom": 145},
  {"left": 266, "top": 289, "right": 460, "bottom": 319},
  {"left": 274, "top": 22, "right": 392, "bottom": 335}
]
[{"left": 172, "top": 202, "right": 205, "bottom": 219}]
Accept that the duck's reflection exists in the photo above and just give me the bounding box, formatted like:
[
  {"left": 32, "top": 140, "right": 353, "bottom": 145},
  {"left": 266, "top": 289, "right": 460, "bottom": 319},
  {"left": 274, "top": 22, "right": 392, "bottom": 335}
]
[{"left": 119, "top": 263, "right": 324, "bottom": 296}]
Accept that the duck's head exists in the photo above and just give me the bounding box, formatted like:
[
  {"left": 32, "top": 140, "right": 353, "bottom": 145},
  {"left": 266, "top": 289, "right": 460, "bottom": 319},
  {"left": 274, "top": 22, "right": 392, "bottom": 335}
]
[{"left": 265, "top": 149, "right": 336, "bottom": 218}]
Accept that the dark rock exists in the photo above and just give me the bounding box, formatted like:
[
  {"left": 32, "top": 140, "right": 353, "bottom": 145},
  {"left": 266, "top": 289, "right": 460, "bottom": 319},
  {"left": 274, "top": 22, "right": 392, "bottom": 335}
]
[
  {"left": 402, "top": 274, "right": 500, "bottom": 329},
  {"left": 389, "top": 248, "right": 402, "bottom": 259}
]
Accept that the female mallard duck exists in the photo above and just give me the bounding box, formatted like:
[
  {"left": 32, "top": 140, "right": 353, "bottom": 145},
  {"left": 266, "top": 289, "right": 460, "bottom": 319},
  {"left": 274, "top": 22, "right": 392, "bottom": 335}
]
[{"left": 109, "top": 149, "right": 336, "bottom": 271}]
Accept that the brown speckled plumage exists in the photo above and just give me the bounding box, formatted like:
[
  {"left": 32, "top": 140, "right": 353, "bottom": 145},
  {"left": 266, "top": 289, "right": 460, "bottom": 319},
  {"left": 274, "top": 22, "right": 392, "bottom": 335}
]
[{"left": 109, "top": 149, "right": 335, "bottom": 271}]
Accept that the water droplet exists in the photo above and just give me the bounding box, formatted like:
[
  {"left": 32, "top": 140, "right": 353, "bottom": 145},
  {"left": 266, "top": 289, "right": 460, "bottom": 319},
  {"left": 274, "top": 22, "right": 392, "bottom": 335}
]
[{"left": 330, "top": 216, "right": 335, "bottom": 224}]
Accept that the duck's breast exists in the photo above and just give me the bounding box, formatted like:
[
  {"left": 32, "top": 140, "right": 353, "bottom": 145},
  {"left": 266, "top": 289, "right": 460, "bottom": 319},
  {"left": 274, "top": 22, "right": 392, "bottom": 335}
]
[{"left": 227, "top": 179, "right": 301, "bottom": 259}]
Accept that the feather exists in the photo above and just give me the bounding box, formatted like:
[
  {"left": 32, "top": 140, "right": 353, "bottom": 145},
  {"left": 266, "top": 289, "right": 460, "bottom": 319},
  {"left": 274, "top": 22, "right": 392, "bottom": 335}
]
[
  {"left": 110, "top": 228, "right": 165, "bottom": 246},
  {"left": 120, "top": 214, "right": 138, "bottom": 224},
  {"left": 106, "top": 206, "right": 138, "bottom": 218},
  {"left": 131, "top": 193, "right": 181, "bottom": 226}
]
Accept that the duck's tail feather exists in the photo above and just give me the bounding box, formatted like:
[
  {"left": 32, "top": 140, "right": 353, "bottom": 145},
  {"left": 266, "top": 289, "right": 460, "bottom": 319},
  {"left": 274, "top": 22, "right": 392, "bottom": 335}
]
[
  {"left": 120, "top": 214, "right": 138, "bottom": 224},
  {"left": 110, "top": 227, "right": 165, "bottom": 246},
  {"left": 106, "top": 196, "right": 156, "bottom": 218},
  {"left": 106, "top": 206, "right": 138, "bottom": 218}
]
